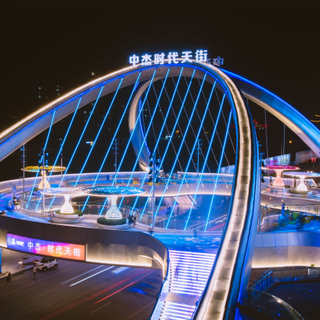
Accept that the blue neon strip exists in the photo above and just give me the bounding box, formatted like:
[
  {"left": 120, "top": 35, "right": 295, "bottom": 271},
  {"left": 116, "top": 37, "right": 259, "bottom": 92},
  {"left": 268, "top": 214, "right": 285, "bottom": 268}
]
[
  {"left": 165, "top": 78, "right": 216, "bottom": 229},
  {"left": 81, "top": 73, "right": 141, "bottom": 212},
  {"left": 48, "top": 98, "right": 82, "bottom": 181},
  {"left": 222, "top": 68, "right": 314, "bottom": 124},
  {"left": 48, "top": 86, "right": 104, "bottom": 210},
  {"left": 184, "top": 93, "right": 226, "bottom": 230},
  {"left": 204, "top": 111, "right": 232, "bottom": 231},
  {"left": 35, "top": 98, "right": 82, "bottom": 210},
  {"left": 138, "top": 69, "right": 190, "bottom": 221},
  {"left": 98, "top": 70, "right": 158, "bottom": 215},
  {"left": 111, "top": 69, "right": 157, "bottom": 184},
  {"left": 153, "top": 69, "right": 197, "bottom": 218},
  {"left": 118, "top": 68, "right": 171, "bottom": 210},
  {"left": 28, "top": 109, "right": 56, "bottom": 202},
  {"left": 135, "top": 67, "right": 185, "bottom": 221},
  {"left": 59, "top": 86, "right": 104, "bottom": 185},
  {"left": 73, "top": 78, "right": 124, "bottom": 187}
]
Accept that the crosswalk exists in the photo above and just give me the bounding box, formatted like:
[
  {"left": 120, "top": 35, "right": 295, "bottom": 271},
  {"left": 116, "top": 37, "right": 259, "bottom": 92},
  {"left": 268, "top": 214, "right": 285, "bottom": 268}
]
[{"left": 159, "top": 250, "right": 216, "bottom": 320}]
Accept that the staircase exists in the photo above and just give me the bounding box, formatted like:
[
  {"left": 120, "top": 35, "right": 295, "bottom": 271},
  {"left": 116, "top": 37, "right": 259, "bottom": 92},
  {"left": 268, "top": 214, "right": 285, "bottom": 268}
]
[{"left": 159, "top": 250, "right": 216, "bottom": 320}]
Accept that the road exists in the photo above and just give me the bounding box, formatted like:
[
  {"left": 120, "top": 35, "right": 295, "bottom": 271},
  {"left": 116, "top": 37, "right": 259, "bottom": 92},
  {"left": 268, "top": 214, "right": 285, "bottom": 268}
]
[{"left": 0, "top": 258, "right": 162, "bottom": 320}]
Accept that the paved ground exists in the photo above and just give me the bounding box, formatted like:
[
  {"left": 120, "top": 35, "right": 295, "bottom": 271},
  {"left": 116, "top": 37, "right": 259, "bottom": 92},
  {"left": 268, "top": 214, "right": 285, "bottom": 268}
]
[{"left": 0, "top": 249, "right": 162, "bottom": 320}]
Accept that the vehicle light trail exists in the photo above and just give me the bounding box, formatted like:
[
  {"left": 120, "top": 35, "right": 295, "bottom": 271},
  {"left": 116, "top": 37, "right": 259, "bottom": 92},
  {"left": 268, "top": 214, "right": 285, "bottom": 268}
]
[
  {"left": 38, "top": 269, "right": 150, "bottom": 320},
  {"left": 93, "top": 269, "right": 154, "bottom": 305}
]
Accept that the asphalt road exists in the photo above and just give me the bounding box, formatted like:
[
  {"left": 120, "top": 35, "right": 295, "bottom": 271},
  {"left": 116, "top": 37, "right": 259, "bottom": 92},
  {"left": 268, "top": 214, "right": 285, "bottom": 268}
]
[{"left": 0, "top": 258, "right": 162, "bottom": 320}]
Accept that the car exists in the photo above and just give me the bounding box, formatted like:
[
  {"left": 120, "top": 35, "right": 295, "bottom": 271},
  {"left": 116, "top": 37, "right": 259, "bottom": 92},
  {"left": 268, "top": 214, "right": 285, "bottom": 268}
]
[{"left": 37, "top": 257, "right": 58, "bottom": 272}]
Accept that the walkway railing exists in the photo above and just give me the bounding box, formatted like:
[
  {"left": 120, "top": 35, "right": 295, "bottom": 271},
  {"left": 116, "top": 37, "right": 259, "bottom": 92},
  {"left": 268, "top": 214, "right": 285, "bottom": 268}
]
[
  {"left": 246, "top": 289, "right": 304, "bottom": 320},
  {"left": 242, "top": 266, "right": 320, "bottom": 320}
]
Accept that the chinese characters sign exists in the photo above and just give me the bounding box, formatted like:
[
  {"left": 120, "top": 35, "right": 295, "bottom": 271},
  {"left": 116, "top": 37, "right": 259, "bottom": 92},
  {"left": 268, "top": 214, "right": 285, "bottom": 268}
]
[
  {"left": 129, "top": 50, "right": 208, "bottom": 67},
  {"left": 7, "top": 233, "right": 85, "bottom": 261}
]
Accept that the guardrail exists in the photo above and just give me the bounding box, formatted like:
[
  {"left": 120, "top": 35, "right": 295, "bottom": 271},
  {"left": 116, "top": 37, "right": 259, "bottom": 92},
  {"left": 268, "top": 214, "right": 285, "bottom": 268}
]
[
  {"left": 241, "top": 266, "right": 320, "bottom": 320},
  {"left": 245, "top": 289, "right": 304, "bottom": 320}
]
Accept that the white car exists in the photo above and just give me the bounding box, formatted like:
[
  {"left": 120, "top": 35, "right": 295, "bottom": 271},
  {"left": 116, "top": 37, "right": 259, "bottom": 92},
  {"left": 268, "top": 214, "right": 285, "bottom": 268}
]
[{"left": 37, "top": 257, "right": 58, "bottom": 272}]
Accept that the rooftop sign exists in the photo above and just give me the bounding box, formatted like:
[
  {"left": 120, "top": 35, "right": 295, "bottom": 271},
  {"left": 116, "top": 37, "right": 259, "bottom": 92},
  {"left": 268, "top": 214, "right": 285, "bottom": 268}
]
[{"left": 129, "top": 50, "right": 224, "bottom": 67}]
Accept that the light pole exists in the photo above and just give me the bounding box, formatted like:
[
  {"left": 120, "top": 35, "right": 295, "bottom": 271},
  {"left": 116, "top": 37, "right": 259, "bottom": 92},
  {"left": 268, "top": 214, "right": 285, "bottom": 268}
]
[
  {"left": 42, "top": 148, "right": 46, "bottom": 215},
  {"left": 113, "top": 139, "right": 119, "bottom": 174},
  {"left": 196, "top": 139, "right": 202, "bottom": 177},
  {"left": 21, "top": 144, "right": 26, "bottom": 194},
  {"left": 151, "top": 153, "right": 155, "bottom": 231}
]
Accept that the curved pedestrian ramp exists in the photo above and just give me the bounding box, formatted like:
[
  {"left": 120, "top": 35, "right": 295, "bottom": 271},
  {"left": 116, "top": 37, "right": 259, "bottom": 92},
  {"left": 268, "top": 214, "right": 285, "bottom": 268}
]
[{"left": 158, "top": 250, "right": 216, "bottom": 319}]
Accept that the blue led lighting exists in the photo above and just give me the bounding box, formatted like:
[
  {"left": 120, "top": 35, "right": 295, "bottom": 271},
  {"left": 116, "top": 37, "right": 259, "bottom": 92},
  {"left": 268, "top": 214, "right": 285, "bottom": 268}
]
[
  {"left": 204, "top": 111, "right": 232, "bottom": 231},
  {"left": 34, "top": 98, "right": 82, "bottom": 211},
  {"left": 97, "top": 70, "right": 155, "bottom": 215},
  {"left": 153, "top": 69, "right": 197, "bottom": 218},
  {"left": 110, "top": 68, "right": 157, "bottom": 184},
  {"left": 82, "top": 74, "right": 141, "bottom": 212},
  {"left": 28, "top": 109, "right": 56, "bottom": 203},
  {"left": 60, "top": 86, "right": 104, "bottom": 184},
  {"left": 184, "top": 94, "right": 226, "bottom": 230},
  {"left": 222, "top": 68, "right": 313, "bottom": 124},
  {"left": 165, "top": 77, "right": 216, "bottom": 229},
  {"left": 132, "top": 67, "right": 185, "bottom": 221},
  {"left": 73, "top": 78, "right": 124, "bottom": 187},
  {"left": 118, "top": 68, "right": 171, "bottom": 210},
  {"left": 48, "top": 86, "right": 104, "bottom": 210}
]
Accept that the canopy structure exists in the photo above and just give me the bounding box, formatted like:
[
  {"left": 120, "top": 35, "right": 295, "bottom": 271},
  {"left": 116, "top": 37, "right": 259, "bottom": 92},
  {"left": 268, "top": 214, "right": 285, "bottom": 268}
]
[
  {"left": 284, "top": 171, "right": 320, "bottom": 192},
  {"left": 41, "top": 187, "right": 83, "bottom": 213},
  {"left": 23, "top": 166, "right": 66, "bottom": 190},
  {"left": 264, "top": 165, "right": 300, "bottom": 187},
  {"left": 82, "top": 186, "right": 145, "bottom": 219}
]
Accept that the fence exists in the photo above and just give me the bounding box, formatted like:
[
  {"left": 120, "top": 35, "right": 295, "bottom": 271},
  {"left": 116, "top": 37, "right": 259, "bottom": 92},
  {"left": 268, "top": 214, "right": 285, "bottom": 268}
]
[{"left": 243, "top": 267, "right": 320, "bottom": 319}]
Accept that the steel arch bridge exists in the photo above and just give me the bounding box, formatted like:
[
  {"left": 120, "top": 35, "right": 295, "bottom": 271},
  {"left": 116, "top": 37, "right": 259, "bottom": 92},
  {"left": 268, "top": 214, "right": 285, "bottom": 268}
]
[{"left": 0, "top": 61, "right": 319, "bottom": 320}]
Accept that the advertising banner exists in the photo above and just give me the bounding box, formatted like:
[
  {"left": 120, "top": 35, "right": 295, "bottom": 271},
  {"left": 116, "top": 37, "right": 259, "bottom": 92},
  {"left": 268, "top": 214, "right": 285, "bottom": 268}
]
[{"left": 7, "top": 233, "right": 85, "bottom": 261}]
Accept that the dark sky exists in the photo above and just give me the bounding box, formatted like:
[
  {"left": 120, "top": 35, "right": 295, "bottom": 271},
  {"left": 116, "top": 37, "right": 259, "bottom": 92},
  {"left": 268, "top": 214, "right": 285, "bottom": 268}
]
[{"left": 1, "top": 1, "right": 319, "bottom": 153}]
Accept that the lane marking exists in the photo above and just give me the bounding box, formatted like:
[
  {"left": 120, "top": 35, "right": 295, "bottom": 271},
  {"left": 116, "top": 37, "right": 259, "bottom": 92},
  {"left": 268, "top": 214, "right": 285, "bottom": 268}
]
[
  {"left": 0, "top": 263, "right": 80, "bottom": 298},
  {"left": 33, "top": 288, "right": 57, "bottom": 299},
  {"left": 112, "top": 267, "right": 129, "bottom": 274},
  {"left": 124, "top": 301, "right": 155, "bottom": 320},
  {"left": 91, "top": 302, "right": 111, "bottom": 314},
  {"left": 94, "top": 269, "right": 155, "bottom": 304},
  {"left": 70, "top": 266, "right": 114, "bottom": 287},
  {"left": 61, "top": 265, "right": 104, "bottom": 284}
]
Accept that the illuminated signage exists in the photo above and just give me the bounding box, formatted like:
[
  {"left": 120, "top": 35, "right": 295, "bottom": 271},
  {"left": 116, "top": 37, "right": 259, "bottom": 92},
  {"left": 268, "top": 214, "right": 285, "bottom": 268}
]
[
  {"left": 129, "top": 50, "right": 210, "bottom": 67},
  {"left": 7, "top": 233, "right": 85, "bottom": 261}
]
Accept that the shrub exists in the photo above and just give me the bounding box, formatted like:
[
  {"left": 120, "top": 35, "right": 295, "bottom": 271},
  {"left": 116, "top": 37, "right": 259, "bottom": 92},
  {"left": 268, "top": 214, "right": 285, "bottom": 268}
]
[
  {"left": 97, "top": 217, "right": 127, "bottom": 225},
  {"left": 288, "top": 189, "right": 309, "bottom": 195},
  {"left": 55, "top": 209, "right": 84, "bottom": 216}
]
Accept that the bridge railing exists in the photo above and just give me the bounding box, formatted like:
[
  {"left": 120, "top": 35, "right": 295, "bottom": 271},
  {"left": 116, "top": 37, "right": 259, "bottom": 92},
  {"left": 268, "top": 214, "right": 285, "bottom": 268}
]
[
  {"left": 240, "top": 266, "right": 320, "bottom": 320},
  {"left": 244, "top": 289, "right": 304, "bottom": 320}
]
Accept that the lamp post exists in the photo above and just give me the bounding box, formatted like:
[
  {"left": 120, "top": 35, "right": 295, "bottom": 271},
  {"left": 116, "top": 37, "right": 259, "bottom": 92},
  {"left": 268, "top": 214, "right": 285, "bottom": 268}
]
[{"left": 151, "top": 154, "right": 155, "bottom": 231}]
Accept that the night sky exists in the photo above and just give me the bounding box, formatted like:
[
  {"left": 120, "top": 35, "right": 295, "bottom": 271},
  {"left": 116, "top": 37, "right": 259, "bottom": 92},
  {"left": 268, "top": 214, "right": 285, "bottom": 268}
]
[{"left": 1, "top": 1, "right": 319, "bottom": 179}]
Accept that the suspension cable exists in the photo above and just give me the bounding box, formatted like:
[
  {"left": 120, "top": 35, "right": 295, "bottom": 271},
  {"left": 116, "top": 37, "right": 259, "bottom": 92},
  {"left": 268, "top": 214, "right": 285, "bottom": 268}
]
[
  {"left": 165, "top": 78, "right": 216, "bottom": 228},
  {"left": 81, "top": 74, "right": 142, "bottom": 212},
  {"left": 184, "top": 94, "right": 227, "bottom": 230},
  {"left": 28, "top": 109, "right": 57, "bottom": 202}
]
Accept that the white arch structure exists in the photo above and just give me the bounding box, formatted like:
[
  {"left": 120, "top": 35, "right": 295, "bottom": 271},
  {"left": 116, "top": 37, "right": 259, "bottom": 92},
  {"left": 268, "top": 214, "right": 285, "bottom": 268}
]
[{"left": 0, "top": 61, "right": 318, "bottom": 319}]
